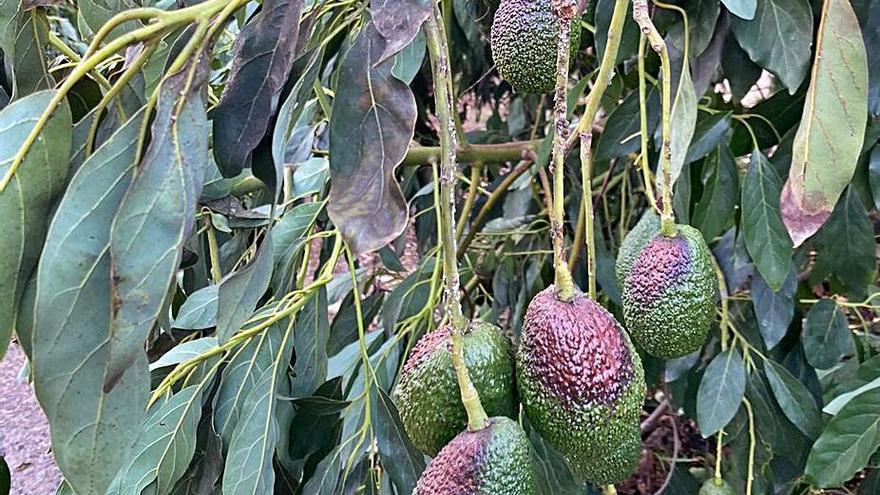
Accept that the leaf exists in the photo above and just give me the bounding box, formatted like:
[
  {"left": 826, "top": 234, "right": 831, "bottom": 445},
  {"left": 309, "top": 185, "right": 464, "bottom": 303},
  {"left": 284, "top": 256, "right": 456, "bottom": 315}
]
[
  {"left": 852, "top": 0, "right": 880, "bottom": 117},
  {"left": 764, "top": 360, "right": 823, "bottom": 439},
  {"left": 668, "top": 61, "right": 697, "bottom": 185},
  {"left": 805, "top": 387, "right": 880, "bottom": 488},
  {"left": 327, "top": 22, "right": 415, "bottom": 255},
  {"left": 272, "top": 201, "right": 323, "bottom": 292},
  {"left": 870, "top": 144, "right": 880, "bottom": 210},
  {"left": 108, "top": 385, "right": 206, "bottom": 495},
  {"left": 173, "top": 285, "right": 219, "bottom": 330},
  {"left": 33, "top": 108, "right": 146, "bottom": 495},
  {"left": 684, "top": 113, "right": 732, "bottom": 164},
  {"left": 329, "top": 291, "right": 383, "bottom": 356},
  {"left": 291, "top": 286, "right": 330, "bottom": 398},
  {"left": 697, "top": 349, "right": 747, "bottom": 437},
  {"left": 78, "top": 0, "right": 140, "bottom": 40},
  {"left": 374, "top": 388, "right": 425, "bottom": 493},
  {"left": 802, "top": 299, "right": 852, "bottom": 370},
  {"left": 780, "top": 0, "right": 869, "bottom": 247},
  {"left": 212, "top": 0, "right": 305, "bottom": 179},
  {"left": 371, "top": 0, "right": 432, "bottom": 63},
  {"left": 4, "top": 10, "right": 54, "bottom": 95},
  {"left": 381, "top": 258, "right": 435, "bottom": 332},
  {"left": 721, "top": 0, "right": 756, "bottom": 20},
  {"left": 595, "top": 87, "right": 660, "bottom": 161},
  {"left": 730, "top": 0, "right": 813, "bottom": 93},
  {"left": 217, "top": 232, "right": 274, "bottom": 343},
  {"left": 150, "top": 338, "right": 218, "bottom": 371},
  {"left": 722, "top": 33, "right": 762, "bottom": 101},
  {"left": 741, "top": 149, "right": 792, "bottom": 291},
  {"left": 0, "top": 91, "right": 70, "bottom": 360},
  {"left": 824, "top": 375, "right": 880, "bottom": 416},
  {"left": 692, "top": 146, "right": 738, "bottom": 241},
  {"left": 751, "top": 266, "right": 796, "bottom": 350},
  {"left": 108, "top": 53, "right": 209, "bottom": 387},
  {"left": 813, "top": 188, "right": 876, "bottom": 299}
]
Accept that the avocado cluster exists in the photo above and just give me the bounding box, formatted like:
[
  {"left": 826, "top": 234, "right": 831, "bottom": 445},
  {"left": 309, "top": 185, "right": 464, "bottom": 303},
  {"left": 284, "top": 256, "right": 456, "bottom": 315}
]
[
  {"left": 394, "top": 320, "right": 515, "bottom": 456},
  {"left": 413, "top": 417, "right": 537, "bottom": 495},
  {"left": 490, "top": 0, "right": 582, "bottom": 93},
  {"left": 621, "top": 224, "right": 716, "bottom": 358},
  {"left": 517, "top": 286, "right": 646, "bottom": 485}
]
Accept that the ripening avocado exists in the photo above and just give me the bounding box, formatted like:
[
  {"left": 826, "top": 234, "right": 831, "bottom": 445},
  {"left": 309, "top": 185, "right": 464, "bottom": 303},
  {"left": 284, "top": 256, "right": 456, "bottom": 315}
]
[
  {"left": 394, "top": 320, "right": 515, "bottom": 456},
  {"left": 622, "top": 224, "right": 716, "bottom": 359},
  {"left": 699, "top": 477, "right": 735, "bottom": 495},
  {"left": 490, "top": 0, "right": 582, "bottom": 93},
  {"left": 615, "top": 209, "right": 661, "bottom": 289},
  {"left": 413, "top": 416, "right": 537, "bottom": 495},
  {"left": 517, "top": 286, "right": 646, "bottom": 486}
]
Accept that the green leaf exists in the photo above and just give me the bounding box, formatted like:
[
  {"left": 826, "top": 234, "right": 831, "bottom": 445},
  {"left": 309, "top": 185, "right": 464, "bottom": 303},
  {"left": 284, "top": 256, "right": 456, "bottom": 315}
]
[
  {"left": 697, "top": 349, "right": 747, "bottom": 437},
  {"left": 692, "top": 146, "right": 738, "bottom": 241},
  {"left": 0, "top": 91, "right": 71, "bottom": 360},
  {"left": 594, "top": 0, "right": 639, "bottom": 64},
  {"left": 685, "top": 113, "right": 732, "bottom": 165},
  {"left": 741, "top": 149, "right": 792, "bottom": 291},
  {"left": 805, "top": 387, "right": 880, "bottom": 488},
  {"left": 381, "top": 258, "right": 435, "bottom": 332},
  {"left": 667, "top": 1, "right": 721, "bottom": 57},
  {"left": 391, "top": 32, "right": 426, "bottom": 84},
  {"left": 33, "top": 108, "right": 144, "bottom": 495},
  {"left": 291, "top": 286, "right": 330, "bottom": 398},
  {"left": 869, "top": 144, "right": 880, "bottom": 210},
  {"left": 730, "top": 0, "right": 813, "bottom": 93},
  {"left": 813, "top": 188, "right": 876, "bottom": 299},
  {"left": 327, "top": 22, "right": 415, "bottom": 255},
  {"left": 764, "top": 360, "right": 823, "bottom": 439},
  {"left": 668, "top": 61, "right": 697, "bottom": 186},
  {"left": 173, "top": 285, "right": 218, "bottom": 330},
  {"left": 108, "top": 54, "right": 209, "bottom": 386},
  {"left": 329, "top": 291, "right": 383, "bottom": 356},
  {"left": 374, "top": 388, "right": 425, "bottom": 493},
  {"left": 525, "top": 418, "right": 583, "bottom": 494},
  {"left": 150, "top": 338, "right": 218, "bottom": 371},
  {"left": 802, "top": 299, "right": 852, "bottom": 370},
  {"left": 77, "top": 0, "right": 140, "bottom": 41},
  {"left": 595, "top": 87, "right": 660, "bottom": 161},
  {"left": 722, "top": 34, "right": 762, "bottom": 101},
  {"left": 751, "top": 266, "right": 796, "bottom": 349},
  {"left": 212, "top": 0, "right": 305, "bottom": 179},
  {"left": 4, "top": 10, "right": 54, "bottom": 95},
  {"left": 721, "top": 0, "right": 756, "bottom": 20},
  {"left": 780, "top": 0, "right": 869, "bottom": 247},
  {"left": 217, "top": 232, "right": 274, "bottom": 343},
  {"left": 272, "top": 201, "right": 323, "bottom": 293}
]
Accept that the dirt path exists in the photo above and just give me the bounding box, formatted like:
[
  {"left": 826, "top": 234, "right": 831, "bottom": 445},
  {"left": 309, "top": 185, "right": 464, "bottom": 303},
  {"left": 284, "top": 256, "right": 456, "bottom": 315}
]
[{"left": 0, "top": 345, "right": 61, "bottom": 495}]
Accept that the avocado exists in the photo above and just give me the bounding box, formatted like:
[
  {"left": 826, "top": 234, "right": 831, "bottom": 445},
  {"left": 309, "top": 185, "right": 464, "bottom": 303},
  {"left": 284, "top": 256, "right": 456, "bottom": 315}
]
[
  {"left": 413, "top": 416, "right": 537, "bottom": 495},
  {"left": 699, "top": 478, "right": 735, "bottom": 495},
  {"left": 394, "top": 320, "right": 516, "bottom": 456},
  {"left": 517, "top": 286, "right": 645, "bottom": 485},
  {"left": 622, "top": 224, "right": 716, "bottom": 359},
  {"left": 615, "top": 209, "right": 661, "bottom": 290},
  {"left": 490, "top": 0, "right": 582, "bottom": 93}
]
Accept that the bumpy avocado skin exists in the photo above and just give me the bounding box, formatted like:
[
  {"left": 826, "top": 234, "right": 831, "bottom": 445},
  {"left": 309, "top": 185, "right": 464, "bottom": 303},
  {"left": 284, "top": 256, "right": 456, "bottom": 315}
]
[
  {"left": 490, "top": 0, "right": 582, "bottom": 94},
  {"left": 615, "top": 209, "right": 661, "bottom": 289},
  {"left": 394, "top": 321, "right": 515, "bottom": 456},
  {"left": 698, "top": 478, "right": 735, "bottom": 495},
  {"left": 622, "top": 224, "right": 716, "bottom": 359},
  {"left": 413, "top": 417, "right": 537, "bottom": 495},
  {"left": 517, "top": 286, "right": 646, "bottom": 486}
]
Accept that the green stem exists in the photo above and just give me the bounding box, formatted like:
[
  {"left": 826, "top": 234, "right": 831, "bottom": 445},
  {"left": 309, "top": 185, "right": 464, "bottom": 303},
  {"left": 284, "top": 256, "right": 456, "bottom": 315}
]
[
  {"left": 205, "top": 214, "right": 223, "bottom": 284},
  {"left": 742, "top": 397, "right": 756, "bottom": 495},
  {"left": 456, "top": 162, "right": 482, "bottom": 241},
  {"left": 424, "top": 10, "right": 488, "bottom": 431},
  {"left": 580, "top": 133, "right": 596, "bottom": 300},
  {"left": 712, "top": 255, "right": 729, "bottom": 352},
  {"left": 567, "top": 170, "right": 625, "bottom": 269},
  {"left": 637, "top": 35, "right": 660, "bottom": 215},
  {"left": 401, "top": 140, "right": 541, "bottom": 166},
  {"left": 714, "top": 430, "right": 724, "bottom": 480}
]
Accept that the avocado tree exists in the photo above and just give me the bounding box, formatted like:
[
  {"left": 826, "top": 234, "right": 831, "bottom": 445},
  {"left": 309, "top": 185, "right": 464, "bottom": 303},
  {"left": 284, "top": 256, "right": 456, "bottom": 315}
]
[{"left": 0, "top": 0, "right": 878, "bottom": 492}]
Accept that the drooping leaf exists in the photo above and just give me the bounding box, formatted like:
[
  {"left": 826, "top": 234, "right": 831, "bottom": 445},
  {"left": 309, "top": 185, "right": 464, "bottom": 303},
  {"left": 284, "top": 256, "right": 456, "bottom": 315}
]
[
  {"left": 291, "top": 286, "right": 330, "bottom": 398},
  {"left": 805, "top": 387, "right": 880, "bottom": 488},
  {"left": 813, "top": 188, "right": 876, "bottom": 299},
  {"left": 212, "top": 0, "right": 305, "bottom": 180},
  {"left": 217, "top": 232, "right": 274, "bottom": 343},
  {"left": 371, "top": 0, "right": 432, "bottom": 63},
  {"left": 751, "top": 266, "right": 796, "bottom": 350},
  {"left": 780, "top": 0, "right": 869, "bottom": 247},
  {"left": 173, "top": 285, "right": 219, "bottom": 330},
  {"left": 374, "top": 387, "right": 425, "bottom": 493},
  {"left": 721, "top": 0, "right": 756, "bottom": 20},
  {"left": 741, "top": 149, "right": 792, "bottom": 291},
  {"left": 764, "top": 359, "right": 823, "bottom": 439},
  {"left": 327, "top": 22, "right": 416, "bottom": 255},
  {"left": 697, "top": 349, "right": 747, "bottom": 437},
  {"left": 33, "top": 109, "right": 145, "bottom": 495},
  {"left": 802, "top": 299, "right": 852, "bottom": 370},
  {"left": 108, "top": 53, "right": 209, "bottom": 387},
  {"left": 730, "top": 0, "right": 813, "bottom": 93},
  {"left": 0, "top": 91, "right": 70, "bottom": 360}
]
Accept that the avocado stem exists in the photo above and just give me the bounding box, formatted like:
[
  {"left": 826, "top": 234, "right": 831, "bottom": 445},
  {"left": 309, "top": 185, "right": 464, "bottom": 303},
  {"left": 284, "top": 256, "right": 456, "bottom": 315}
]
[
  {"left": 548, "top": 0, "right": 578, "bottom": 302},
  {"left": 579, "top": 133, "right": 597, "bottom": 300},
  {"left": 424, "top": 9, "right": 489, "bottom": 431}
]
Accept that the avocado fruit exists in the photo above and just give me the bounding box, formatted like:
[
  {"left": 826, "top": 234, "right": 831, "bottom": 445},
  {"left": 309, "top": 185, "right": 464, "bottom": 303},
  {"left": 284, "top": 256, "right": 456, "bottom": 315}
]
[
  {"left": 413, "top": 416, "right": 537, "bottom": 495},
  {"left": 615, "top": 209, "right": 661, "bottom": 289},
  {"left": 622, "top": 224, "right": 716, "bottom": 359},
  {"left": 490, "top": 0, "right": 582, "bottom": 93},
  {"left": 699, "top": 477, "right": 735, "bottom": 495},
  {"left": 517, "top": 285, "right": 645, "bottom": 485},
  {"left": 394, "top": 320, "right": 516, "bottom": 456}
]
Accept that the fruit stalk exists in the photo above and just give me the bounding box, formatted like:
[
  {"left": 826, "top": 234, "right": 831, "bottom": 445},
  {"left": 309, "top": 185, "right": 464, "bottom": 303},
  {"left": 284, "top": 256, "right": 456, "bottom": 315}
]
[
  {"left": 633, "top": 0, "right": 676, "bottom": 237},
  {"left": 548, "top": 0, "right": 578, "bottom": 301},
  {"left": 579, "top": 132, "right": 597, "bottom": 300},
  {"left": 424, "top": 10, "right": 489, "bottom": 431},
  {"left": 637, "top": 35, "right": 660, "bottom": 215}
]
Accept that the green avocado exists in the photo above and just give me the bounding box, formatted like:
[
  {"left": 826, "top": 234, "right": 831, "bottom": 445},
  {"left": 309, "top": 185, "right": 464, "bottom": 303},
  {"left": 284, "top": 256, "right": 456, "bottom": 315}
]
[
  {"left": 517, "top": 286, "right": 645, "bottom": 486},
  {"left": 413, "top": 417, "right": 537, "bottom": 495},
  {"left": 699, "top": 477, "right": 735, "bottom": 495},
  {"left": 622, "top": 224, "right": 716, "bottom": 359},
  {"left": 490, "top": 0, "right": 582, "bottom": 93},
  {"left": 394, "top": 320, "right": 516, "bottom": 456},
  {"left": 615, "top": 209, "right": 661, "bottom": 290}
]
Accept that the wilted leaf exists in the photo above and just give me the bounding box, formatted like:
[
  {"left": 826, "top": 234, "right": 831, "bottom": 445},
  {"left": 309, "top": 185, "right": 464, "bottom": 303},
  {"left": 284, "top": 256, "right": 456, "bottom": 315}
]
[
  {"left": 33, "top": 109, "right": 145, "bottom": 495},
  {"left": 374, "top": 388, "right": 425, "bottom": 493},
  {"left": 764, "top": 359, "right": 822, "bottom": 439},
  {"left": 697, "top": 349, "right": 746, "bottom": 437},
  {"left": 741, "top": 149, "right": 791, "bottom": 291},
  {"left": 371, "top": 0, "right": 432, "bottom": 63},
  {"left": 327, "top": 22, "right": 416, "bottom": 255},
  {"left": 780, "top": 0, "right": 869, "bottom": 247},
  {"left": 108, "top": 54, "right": 209, "bottom": 387},
  {"left": 173, "top": 285, "right": 218, "bottom": 330},
  {"left": 217, "top": 232, "right": 274, "bottom": 343},
  {"left": 213, "top": 0, "right": 305, "bottom": 179},
  {"left": 802, "top": 299, "right": 852, "bottom": 370}
]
